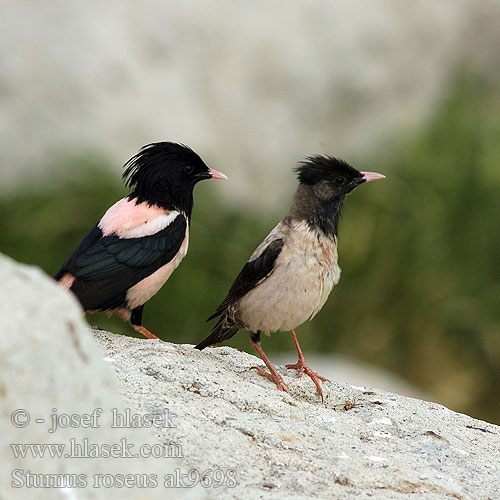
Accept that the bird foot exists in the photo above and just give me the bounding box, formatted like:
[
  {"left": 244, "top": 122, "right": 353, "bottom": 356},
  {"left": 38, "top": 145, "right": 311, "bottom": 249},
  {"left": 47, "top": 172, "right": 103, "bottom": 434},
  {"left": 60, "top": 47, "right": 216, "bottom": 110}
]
[
  {"left": 285, "top": 359, "right": 329, "bottom": 401},
  {"left": 249, "top": 366, "right": 289, "bottom": 393},
  {"left": 131, "top": 325, "right": 160, "bottom": 340}
]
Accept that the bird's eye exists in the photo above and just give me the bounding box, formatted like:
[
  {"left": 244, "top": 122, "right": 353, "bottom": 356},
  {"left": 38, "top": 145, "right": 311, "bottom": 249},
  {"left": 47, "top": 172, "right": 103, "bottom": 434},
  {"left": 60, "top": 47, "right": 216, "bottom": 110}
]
[
  {"left": 335, "top": 176, "right": 346, "bottom": 185},
  {"left": 184, "top": 165, "right": 194, "bottom": 174}
]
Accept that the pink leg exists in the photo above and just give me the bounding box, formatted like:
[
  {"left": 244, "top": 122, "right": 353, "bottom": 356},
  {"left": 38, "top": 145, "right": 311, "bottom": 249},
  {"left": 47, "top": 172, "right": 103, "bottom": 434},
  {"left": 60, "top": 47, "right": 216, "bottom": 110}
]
[
  {"left": 131, "top": 325, "right": 160, "bottom": 340},
  {"left": 107, "top": 306, "right": 159, "bottom": 340},
  {"left": 250, "top": 338, "right": 289, "bottom": 393},
  {"left": 286, "top": 329, "right": 329, "bottom": 401}
]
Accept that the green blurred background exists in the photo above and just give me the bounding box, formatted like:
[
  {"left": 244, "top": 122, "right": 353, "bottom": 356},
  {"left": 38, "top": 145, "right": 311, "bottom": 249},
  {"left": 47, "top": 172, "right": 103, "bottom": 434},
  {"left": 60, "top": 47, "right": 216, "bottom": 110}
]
[
  {"left": 1, "top": 2, "right": 499, "bottom": 424},
  {"left": 1, "top": 74, "right": 499, "bottom": 423}
]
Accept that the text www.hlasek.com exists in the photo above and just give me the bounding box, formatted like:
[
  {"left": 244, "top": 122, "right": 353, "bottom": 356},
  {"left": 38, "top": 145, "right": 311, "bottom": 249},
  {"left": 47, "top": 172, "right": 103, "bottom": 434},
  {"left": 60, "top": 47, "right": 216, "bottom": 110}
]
[{"left": 11, "top": 438, "right": 182, "bottom": 459}]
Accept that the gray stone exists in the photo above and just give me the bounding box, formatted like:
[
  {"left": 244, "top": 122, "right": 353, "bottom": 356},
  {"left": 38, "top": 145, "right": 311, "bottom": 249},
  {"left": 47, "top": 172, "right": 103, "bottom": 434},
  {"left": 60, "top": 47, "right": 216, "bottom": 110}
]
[
  {"left": 272, "top": 353, "right": 431, "bottom": 400},
  {"left": 0, "top": 253, "right": 204, "bottom": 500},
  {"left": 1, "top": 251, "right": 499, "bottom": 499},
  {"left": 93, "top": 329, "right": 500, "bottom": 500}
]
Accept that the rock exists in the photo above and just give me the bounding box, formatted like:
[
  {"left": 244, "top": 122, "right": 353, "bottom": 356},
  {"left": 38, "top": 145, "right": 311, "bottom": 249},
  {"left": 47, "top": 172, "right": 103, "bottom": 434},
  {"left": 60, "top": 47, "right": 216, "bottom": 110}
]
[
  {"left": 94, "top": 329, "right": 500, "bottom": 500},
  {"left": 0, "top": 253, "right": 203, "bottom": 500},
  {"left": 1, "top": 251, "right": 499, "bottom": 499},
  {"left": 272, "top": 353, "right": 431, "bottom": 400}
]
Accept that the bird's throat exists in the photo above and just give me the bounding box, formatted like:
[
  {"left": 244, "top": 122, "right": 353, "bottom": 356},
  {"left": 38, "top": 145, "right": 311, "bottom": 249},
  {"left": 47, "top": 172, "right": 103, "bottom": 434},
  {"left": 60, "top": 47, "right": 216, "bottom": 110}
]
[
  {"left": 312, "top": 197, "right": 343, "bottom": 238},
  {"left": 290, "top": 184, "right": 343, "bottom": 239}
]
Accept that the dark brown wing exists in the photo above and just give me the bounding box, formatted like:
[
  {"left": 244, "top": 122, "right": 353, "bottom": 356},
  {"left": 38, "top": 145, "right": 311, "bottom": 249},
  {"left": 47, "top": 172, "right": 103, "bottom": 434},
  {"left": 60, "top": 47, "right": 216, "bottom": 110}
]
[
  {"left": 207, "top": 238, "right": 284, "bottom": 321},
  {"left": 195, "top": 238, "right": 284, "bottom": 350}
]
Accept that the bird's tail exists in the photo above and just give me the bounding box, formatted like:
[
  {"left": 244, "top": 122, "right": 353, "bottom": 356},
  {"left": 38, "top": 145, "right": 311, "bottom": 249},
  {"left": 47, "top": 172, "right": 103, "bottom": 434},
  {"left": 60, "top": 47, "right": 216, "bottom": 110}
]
[{"left": 195, "top": 314, "right": 240, "bottom": 350}]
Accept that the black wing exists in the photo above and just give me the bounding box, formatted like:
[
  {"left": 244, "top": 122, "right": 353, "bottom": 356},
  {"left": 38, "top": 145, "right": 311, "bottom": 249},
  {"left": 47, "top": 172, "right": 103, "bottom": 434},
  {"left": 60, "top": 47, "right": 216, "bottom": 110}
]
[
  {"left": 54, "top": 215, "right": 187, "bottom": 310},
  {"left": 207, "top": 238, "right": 284, "bottom": 321}
]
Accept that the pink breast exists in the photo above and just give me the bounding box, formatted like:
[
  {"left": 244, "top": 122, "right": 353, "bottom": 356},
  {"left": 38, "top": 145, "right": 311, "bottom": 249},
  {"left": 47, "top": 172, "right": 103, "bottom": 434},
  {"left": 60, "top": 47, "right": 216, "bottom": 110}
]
[{"left": 99, "top": 198, "right": 179, "bottom": 238}]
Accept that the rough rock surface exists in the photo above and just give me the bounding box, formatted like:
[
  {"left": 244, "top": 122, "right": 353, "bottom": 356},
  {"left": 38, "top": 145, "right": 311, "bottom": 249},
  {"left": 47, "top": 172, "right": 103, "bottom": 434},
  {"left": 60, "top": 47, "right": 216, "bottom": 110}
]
[
  {"left": 1, "top": 251, "right": 499, "bottom": 499},
  {"left": 95, "top": 329, "right": 500, "bottom": 500},
  {"left": 271, "top": 353, "right": 430, "bottom": 400},
  {"left": 0, "top": 253, "right": 203, "bottom": 500}
]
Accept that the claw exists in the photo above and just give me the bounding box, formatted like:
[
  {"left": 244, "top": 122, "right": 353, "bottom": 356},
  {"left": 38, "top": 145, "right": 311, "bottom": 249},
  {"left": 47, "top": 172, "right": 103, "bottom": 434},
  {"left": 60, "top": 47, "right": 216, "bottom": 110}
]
[
  {"left": 250, "top": 366, "right": 289, "bottom": 393},
  {"left": 249, "top": 335, "right": 289, "bottom": 394},
  {"left": 287, "top": 329, "right": 329, "bottom": 402},
  {"left": 286, "top": 359, "right": 329, "bottom": 401}
]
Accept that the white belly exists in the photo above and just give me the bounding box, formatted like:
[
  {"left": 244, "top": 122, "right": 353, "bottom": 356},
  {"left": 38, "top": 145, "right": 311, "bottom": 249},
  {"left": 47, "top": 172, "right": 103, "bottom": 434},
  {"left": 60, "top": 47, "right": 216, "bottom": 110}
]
[
  {"left": 238, "top": 222, "right": 340, "bottom": 333},
  {"left": 125, "top": 231, "right": 189, "bottom": 309}
]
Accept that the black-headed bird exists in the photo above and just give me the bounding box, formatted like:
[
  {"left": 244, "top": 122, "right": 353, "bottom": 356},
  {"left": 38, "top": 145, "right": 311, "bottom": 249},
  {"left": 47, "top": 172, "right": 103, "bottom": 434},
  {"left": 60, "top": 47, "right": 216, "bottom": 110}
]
[
  {"left": 55, "top": 142, "right": 227, "bottom": 339},
  {"left": 196, "top": 155, "right": 384, "bottom": 400}
]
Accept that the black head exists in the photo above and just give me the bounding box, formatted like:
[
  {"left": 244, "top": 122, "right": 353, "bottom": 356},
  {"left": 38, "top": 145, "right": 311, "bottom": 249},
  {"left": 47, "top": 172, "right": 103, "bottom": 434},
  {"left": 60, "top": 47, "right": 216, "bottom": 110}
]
[
  {"left": 122, "top": 142, "right": 226, "bottom": 215},
  {"left": 295, "top": 155, "right": 365, "bottom": 199},
  {"left": 292, "top": 155, "right": 384, "bottom": 236}
]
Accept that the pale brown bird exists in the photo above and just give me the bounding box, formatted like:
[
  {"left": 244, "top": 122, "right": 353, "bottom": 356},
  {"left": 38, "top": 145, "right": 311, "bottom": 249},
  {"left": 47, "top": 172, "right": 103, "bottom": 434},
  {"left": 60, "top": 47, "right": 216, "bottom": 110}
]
[{"left": 196, "top": 155, "right": 384, "bottom": 400}]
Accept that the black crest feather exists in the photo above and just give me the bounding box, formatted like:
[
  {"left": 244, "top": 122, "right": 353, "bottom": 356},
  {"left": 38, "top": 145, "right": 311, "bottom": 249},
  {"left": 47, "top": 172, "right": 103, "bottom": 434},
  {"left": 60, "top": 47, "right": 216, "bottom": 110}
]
[
  {"left": 123, "top": 142, "right": 204, "bottom": 191},
  {"left": 121, "top": 142, "right": 209, "bottom": 211},
  {"left": 294, "top": 155, "right": 362, "bottom": 185}
]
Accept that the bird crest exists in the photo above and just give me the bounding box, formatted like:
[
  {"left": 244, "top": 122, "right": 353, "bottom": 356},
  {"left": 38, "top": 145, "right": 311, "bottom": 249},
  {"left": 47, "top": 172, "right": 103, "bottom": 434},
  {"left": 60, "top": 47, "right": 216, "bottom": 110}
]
[{"left": 294, "top": 155, "right": 362, "bottom": 186}]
